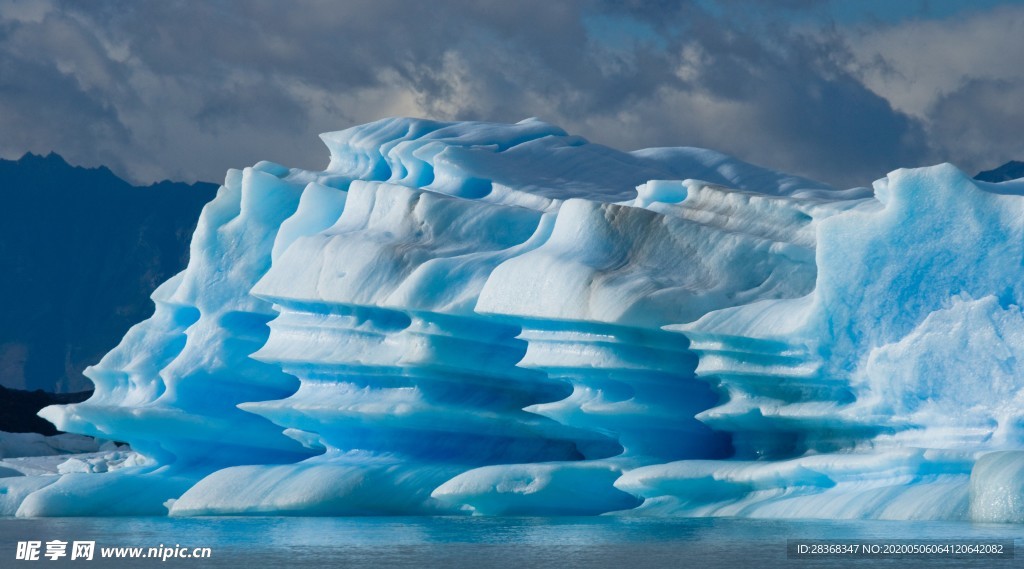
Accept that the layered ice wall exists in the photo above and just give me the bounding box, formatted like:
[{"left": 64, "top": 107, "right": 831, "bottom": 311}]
[
  {"left": 12, "top": 118, "right": 1024, "bottom": 521},
  {"left": 624, "top": 167, "right": 1024, "bottom": 520}
]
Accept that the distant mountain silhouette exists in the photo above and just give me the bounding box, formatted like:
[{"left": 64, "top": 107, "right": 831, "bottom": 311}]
[
  {"left": 0, "top": 153, "right": 217, "bottom": 393},
  {"left": 0, "top": 385, "right": 92, "bottom": 435},
  {"left": 974, "top": 160, "right": 1024, "bottom": 183}
]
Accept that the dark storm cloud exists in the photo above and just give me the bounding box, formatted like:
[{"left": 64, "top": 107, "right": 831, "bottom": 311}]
[
  {"left": 0, "top": 0, "right": 1015, "bottom": 188},
  {"left": 0, "top": 6, "right": 132, "bottom": 171},
  {"left": 928, "top": 78, "right": 1024, "bottom": 173},
  {"left": 845, "top": 4, "right": 1024, "bottom": 176}
]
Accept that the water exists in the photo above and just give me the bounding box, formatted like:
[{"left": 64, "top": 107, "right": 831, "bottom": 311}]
[{"left": 0, "top": 516, "right": 1019, "bottom": 568}]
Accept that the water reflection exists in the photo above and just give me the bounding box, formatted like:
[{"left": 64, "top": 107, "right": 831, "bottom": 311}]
[{"left": 0, "top": 517, "right": 1018, "bottom": 568}]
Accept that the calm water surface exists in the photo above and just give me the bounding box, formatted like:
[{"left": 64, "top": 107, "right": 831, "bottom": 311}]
[{"left": 0, "top": 516, "right": 1019, "bottom": 568}]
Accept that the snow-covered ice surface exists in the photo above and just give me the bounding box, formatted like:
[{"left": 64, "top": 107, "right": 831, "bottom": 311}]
[
  {"left": 0, "top": 431, "right": 108, "bottom": 460},
  {"left": 0, "top": 432, "right": 143, "bottom": 516},
  {"left": 13, "top": 117, "right": 1024, "bottom": 521}
]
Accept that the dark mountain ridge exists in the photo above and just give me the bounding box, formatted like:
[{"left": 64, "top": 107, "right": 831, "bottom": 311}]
[
  {"left": 0, "top": 152, "right": 217, "bottom": 392},
  {"left": 974, "top": 160, "right": 1024, "bottom": 183},
  {"left": 0, "top": 385, "right": 92, "bottom": 435}
]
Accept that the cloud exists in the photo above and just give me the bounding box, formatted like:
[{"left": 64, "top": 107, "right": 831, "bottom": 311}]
[
  {"left": 843, "top": 4, "right": 1024, "bottom": 173},
  {"left": 0, "top": 10, "right": 133, "bottom": 170},
  {"left": 0, "top": 0, "right": 1016, "bottom": 189},
  {"left": 927, "top": 78, "right": 1024, "bottom": 173}
]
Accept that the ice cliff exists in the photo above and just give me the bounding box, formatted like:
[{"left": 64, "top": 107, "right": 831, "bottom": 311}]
[{"left": 5, "top": 118, "right": 1023, "bottom": 521}]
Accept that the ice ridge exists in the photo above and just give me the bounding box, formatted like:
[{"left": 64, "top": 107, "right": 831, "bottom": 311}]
[{"left": 5, "top": 117, "right": 1019, "bottom": 522}]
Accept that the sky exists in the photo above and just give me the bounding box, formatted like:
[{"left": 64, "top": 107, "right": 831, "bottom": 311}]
[{"left": 1, "top": 0, "right": 1022, "bottom": 190}]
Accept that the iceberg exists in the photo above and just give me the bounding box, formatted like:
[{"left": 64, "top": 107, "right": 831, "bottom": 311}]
[{"left": 10, "top": 117, "right": 1022, "bottom": 521}]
